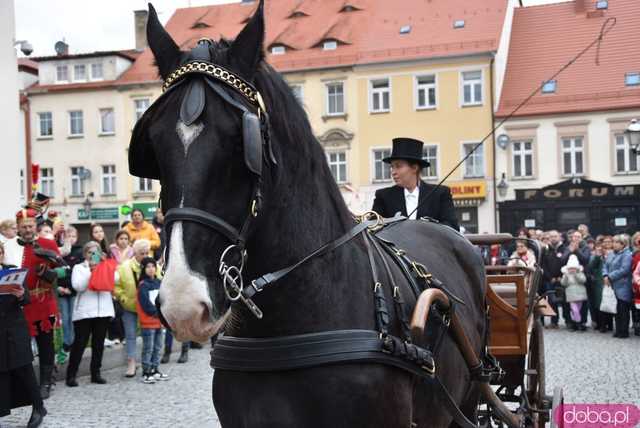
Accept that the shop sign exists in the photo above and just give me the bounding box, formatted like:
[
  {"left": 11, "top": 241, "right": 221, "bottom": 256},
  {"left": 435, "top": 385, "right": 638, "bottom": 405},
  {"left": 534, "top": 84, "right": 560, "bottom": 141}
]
[
  {"left": 78, "top": 207, "right": 119, "bottom": 221},
  {"left": 449, "top": 180, "right": 486, "bottom": 199},
  {"left": 516, "top": 180, "right": 640, "bottom": 201}
]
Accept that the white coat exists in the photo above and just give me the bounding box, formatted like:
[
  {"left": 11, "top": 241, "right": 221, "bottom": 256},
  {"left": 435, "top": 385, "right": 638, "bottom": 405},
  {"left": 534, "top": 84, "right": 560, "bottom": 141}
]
[{"left": 71, "top": 262, "right": 115, "bottom": 322}]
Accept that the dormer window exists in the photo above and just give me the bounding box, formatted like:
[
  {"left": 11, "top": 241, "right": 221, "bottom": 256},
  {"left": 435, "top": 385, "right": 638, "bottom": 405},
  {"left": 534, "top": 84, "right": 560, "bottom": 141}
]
[
  {"left": 73, "top": 64, "right": 87, "bottom": 81},
  {"left": 191, "top": 22, "right": 210, "bottom": 29},
  {"left": 596, "top": 0, "right": 608, "bottom": 10},
  {"left": 323, "top": 40, "right": 338, "bottom": 51},
  {"left": 453, "top": 20, "right": 465, "bottom": 29},
  {"left": 288, "top": 11, "right": 308, "bottom": 18},
  {"left": 626, "top": 72, "right": 640, "bottom": 86},
  {"left": 56, "top": 65, "right": 69, "bottom": 82},
  {"left": 542, "top": 80, "right": 557, "bottom": 94},
  {"left": 400, "top": 25, "right": 411, "bottom": 34},
  {"left": 271, "top": 45, "right": 286, "bottom": 55}
]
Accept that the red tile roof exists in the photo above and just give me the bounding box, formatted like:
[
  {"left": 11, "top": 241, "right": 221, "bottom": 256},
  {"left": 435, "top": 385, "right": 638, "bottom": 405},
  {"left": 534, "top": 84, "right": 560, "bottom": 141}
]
[
  {"left": 496, "top": 0, "right": 640, "bottom": 118},
  {"left": 118, "top": 0, "right": 509, "bottom": 85},
  {"left": 18, "top": 58, "right": 39, "bottom": 73}
]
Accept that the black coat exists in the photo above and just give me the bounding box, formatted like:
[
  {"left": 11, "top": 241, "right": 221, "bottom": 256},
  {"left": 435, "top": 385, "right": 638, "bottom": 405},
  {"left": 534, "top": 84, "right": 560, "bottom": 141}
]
[
  {"left": 371, "top": 181, "right": 459, "bottom": 230},
  {"left": 0, "top": 267, "right": 33, "bottom": 373}
]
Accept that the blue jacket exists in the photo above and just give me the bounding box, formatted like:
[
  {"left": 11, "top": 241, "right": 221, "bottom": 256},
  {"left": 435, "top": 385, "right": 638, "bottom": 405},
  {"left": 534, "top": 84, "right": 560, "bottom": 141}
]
[
  {"left": 138, "top": 278, "right": 161, "bottom": 317},
  {"left": 602, "top": 247, "right": 633, "bottom": 302}
]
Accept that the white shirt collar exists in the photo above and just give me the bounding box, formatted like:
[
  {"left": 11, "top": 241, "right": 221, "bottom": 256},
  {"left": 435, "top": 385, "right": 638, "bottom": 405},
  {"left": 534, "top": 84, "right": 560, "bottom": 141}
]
[{"left": 404, "top": 186, "right": 419, "bottom": 198}]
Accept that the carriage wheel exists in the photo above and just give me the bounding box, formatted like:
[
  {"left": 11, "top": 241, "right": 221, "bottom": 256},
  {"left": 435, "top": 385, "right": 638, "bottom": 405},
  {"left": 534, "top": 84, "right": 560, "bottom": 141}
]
[
  {"left": 525, "top": 319, "right": 546, "bottom": 427},
  {"left": 550, "top": 387, "right": 564, "bottom": 428}
]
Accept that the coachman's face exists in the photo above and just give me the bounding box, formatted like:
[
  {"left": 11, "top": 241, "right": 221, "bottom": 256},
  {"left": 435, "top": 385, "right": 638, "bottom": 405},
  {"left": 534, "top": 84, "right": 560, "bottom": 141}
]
[{"left": 18, "top": 219, "right": 36, "bottom": 242}]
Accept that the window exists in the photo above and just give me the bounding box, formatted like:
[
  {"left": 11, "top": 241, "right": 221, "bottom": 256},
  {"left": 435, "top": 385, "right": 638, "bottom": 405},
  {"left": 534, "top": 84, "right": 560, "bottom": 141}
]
[
  {"left": 461, "top": 70, "right": 483, "bottom": 105},
  {"left": 542, "top": 80, "right": 557, "bottom": 93},
  {"left": 422, "top": 145, "right": 438, "bottom": 179},
  {"left": 101, "top": 165, "right": 116, "bottom": 194},
  {"left": 326, "top": 82, "right": 345, "bottom": 115},
  {"left": 69, "top": 110, "right": 84, "bottom": 136},
  {"left": 70, "top": 167, "right": 84, "bottom": 196},
  {"left": 370, "top": 79, "right": 391, "bottom": 113},
  {"left": 271, "top": 45, "right": 286, "bottom": 55},
  {"left": 453, "top": 19, "right": 465, "bottom": 29},
  {"left": 625, "top": 72, "right": 640, "bottom": 86},
  {"left": 38, "top": 112, "right": 53, "bottom": 137},
  {"left": 40, "top": 168, "right": 54, "bottom": 197},
  {"left": 73, "top": 64, "right": 87, "bottom": 81},
  {"left": 290, "top": 84, "right": 303, "bottom": 105},
  {"left": 137, "top": 177, "right": 153, "bottom": 192},
  {"left": 56, "top": 65, "right": 69, "bottom": 82},
  {"left": 615, "top": 134, "right": 639, "bottom": 174},
  {"left": 327, "top": 151, "right": 347, "bottom": 183},
  {"left": 134, "top": 99, "right": 150, "bottom": 122},
  {"left": 99, "top": 108, "right": 115, "bottom": 134},
  {"left": 512, "top": 140, "right": 534, "bottom": 178},
  {"left": 596, "top": 0, "right": 608, "bottom": 9},
  {"left": 323, "top": 40, "right": 337, "bottom": 51},
  {"left": 561, "top": 137, "right": 584, "bottom": 176},
  {"left": 463, "top": 143, "right": 484, "bottom": 178},
  {"left": 400, "top": 25, "right": 411, "bottom": 34},
  {"left": 20, "top": 169, "right": 25, "bottom": 199},
  {"left": 91, "top": 63, "right": 104, "bottom": 80},
  {"left": 373, "top": 149, "right": 392, "bottom": 181},
  {"left": 416, "top": 75, "right": 437, "bottom": 109}
]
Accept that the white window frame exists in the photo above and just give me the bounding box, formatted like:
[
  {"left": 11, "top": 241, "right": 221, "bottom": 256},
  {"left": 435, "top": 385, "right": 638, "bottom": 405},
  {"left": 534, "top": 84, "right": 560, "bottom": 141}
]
[
  {"left": 134, "top": 98, "right": 150, "bottom": 122},
  {"left": 369, "top": 78, "right": 391, "bottom": 113},
  {"left": 371, "top": 148, "right": 392, "bottom": 182},
  {"left": 512, "top": 140, "right": 534, "bottom": 178},
  {"left": 325, "top": 81, "right": 345, "bottom": 116},
  {"left": 73, "top": 64, "right": 87, "bottom": 82},
  {"left": 37, "top": 112, "right": 53, "bottom": 138},
  {"left": 561, "top": 137, "right": 585, "bottom": 177},
  {"left": 91, "top": 63, "right": 104, "bottom": 80},
  {"left": 68, "top": 110, "right": 84, "bottom": 137},
  {"left": 323, "top": 40, "right": 337, "bottom": 51},
  {"left": 137, "top": 177, "right": 153, "bottom": 193},
  {"left": 40, "top": 168, "right": 54, "bottom": 197},
  {"left": 101, "top": 165, "right": 117, "bottom": 195},
  {"left": 415, "top": 74, "right": 437, "bottom": 110},
  {"left": 460, "top": 69, "right": 483, "bottom": 106},
  {"left": 56, "top": 65, "right": 69, "bottom": 83},
  {"left": 461, "top": 142, "right": 485, "bottom": 178},
  {"left": 326, "top": 151, "right": 348, "bottom": 184},
  {"left": 421, "top": 144, "right": 439, "bottom": 180},
  {"left": 614, "top": 134, "right": 639, "bottom": 174},
  {"left": 99, "top": 108, "right": 115, "bottom": 135},
  {"left": 271, "top": 45, "right": 286, "bottom": 55},
  {"left": 70, "top": 167, "right": 84, "bottom": 197}
]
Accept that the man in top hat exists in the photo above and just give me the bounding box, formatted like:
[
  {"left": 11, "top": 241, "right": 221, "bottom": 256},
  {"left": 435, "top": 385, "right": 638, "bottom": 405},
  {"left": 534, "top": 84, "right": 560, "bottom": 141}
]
[
  {"left": 372, "top": 138, "right": 459, "bottom": 230},
  {"left": 13, "top": 208, "right": 61, "bottom": 400}
]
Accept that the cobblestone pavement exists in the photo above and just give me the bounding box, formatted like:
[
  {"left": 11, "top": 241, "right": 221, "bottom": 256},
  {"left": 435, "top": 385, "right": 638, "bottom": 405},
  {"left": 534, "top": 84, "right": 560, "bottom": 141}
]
[{"left": 1, "top": 327, "right": 638, "bottom": 427}]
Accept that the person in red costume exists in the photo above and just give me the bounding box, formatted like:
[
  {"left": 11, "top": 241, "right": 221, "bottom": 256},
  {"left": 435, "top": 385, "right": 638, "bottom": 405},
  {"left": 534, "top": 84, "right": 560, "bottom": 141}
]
[{"left": 15, "top": 208, "right": 61, "bottom": 400}]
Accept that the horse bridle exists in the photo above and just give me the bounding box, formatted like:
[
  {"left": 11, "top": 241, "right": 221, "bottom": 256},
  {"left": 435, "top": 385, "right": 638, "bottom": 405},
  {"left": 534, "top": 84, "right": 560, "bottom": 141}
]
[{"left": 161, "top": 39, "right": 276, "bottom": 319}]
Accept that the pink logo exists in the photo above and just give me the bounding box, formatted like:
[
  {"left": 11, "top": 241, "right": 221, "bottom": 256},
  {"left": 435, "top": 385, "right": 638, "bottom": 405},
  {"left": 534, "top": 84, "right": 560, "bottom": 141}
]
[{"left": 554, "top": 404, "right": 640, "bottom": 427}]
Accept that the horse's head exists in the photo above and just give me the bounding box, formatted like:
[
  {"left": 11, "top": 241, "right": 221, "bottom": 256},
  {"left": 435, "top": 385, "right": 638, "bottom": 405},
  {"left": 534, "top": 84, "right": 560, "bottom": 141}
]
[{"left": 129, "top": 1, "right": 274, "bottom": 342}]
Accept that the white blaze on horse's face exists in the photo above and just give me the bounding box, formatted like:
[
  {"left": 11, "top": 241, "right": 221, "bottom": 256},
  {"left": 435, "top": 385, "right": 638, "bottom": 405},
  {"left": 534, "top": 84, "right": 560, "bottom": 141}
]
[
  {"left": 159, "top": 221, "right": 219, "bottom": 342},
  {"left": 176, "top": 120, "right": 204, "bottom": 156}
]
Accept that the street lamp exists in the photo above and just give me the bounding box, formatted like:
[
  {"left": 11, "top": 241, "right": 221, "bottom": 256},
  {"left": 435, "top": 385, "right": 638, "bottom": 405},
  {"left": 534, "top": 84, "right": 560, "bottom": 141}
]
[
  {"left": 497, "top": 173, "right": 509, "bottom": 197},
  {"left": 625, "top": 118, "right": 640, "bottom": 153},
  {"left": 82, "top": 192, "right": 94, "bottom": 220}
]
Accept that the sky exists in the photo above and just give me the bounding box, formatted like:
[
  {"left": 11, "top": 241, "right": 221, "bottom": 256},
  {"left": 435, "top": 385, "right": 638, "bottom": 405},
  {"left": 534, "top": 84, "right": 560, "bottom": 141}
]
[{"left": 14, "top": 0, "right": 571, "bottom": 57}]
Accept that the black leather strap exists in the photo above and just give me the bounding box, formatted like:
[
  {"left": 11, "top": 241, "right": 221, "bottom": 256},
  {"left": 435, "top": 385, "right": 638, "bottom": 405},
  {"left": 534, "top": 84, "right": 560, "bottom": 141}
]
[
  {"left": 431, "top": 376, "right": 479, "bottom": 428},
  {"left": 243, "top": 221, "right": 372, "bottom": 299},
  {"left": 164, "top": 207, "right": 240, "bottom": 244}
]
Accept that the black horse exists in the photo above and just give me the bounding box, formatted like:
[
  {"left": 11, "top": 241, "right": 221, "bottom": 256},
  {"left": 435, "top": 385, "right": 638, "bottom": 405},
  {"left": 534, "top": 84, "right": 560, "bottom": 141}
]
[{"left": 130, "top": 2, "right": 487, "bottom": 427}]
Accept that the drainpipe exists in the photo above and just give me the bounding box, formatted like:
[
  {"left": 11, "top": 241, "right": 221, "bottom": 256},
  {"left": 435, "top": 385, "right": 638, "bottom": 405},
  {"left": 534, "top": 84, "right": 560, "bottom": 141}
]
[
  {"left": 20, "top": 94, "right": 33, "bottom": 200},
  {"left": 490, "top": 55, "right": 498, "bottom": 233}
]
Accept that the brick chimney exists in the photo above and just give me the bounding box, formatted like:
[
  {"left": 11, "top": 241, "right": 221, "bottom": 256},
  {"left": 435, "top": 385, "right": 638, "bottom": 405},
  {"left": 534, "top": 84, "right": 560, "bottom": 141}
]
[
  {"left": 575, "top": 0, "right": 587, "bottom": 14},
  {"left": 134, "top": 10, "right": 148, "bottom": 50}
]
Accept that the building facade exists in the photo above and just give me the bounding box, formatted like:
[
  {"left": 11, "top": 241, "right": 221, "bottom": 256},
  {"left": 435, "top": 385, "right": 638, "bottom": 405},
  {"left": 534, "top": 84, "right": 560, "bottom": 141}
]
[{"left": 494, "top": 0, "right": 640, "bottom": 235}]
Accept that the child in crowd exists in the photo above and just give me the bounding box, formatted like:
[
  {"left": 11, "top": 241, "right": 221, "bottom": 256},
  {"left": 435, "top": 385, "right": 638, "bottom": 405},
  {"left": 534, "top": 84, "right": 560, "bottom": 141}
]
[
  {"left": 561, "top": 255, "right": 588, "bottom": 331},
  {"left": 137, "top": 257, "right": 169, "bottom": 384}
]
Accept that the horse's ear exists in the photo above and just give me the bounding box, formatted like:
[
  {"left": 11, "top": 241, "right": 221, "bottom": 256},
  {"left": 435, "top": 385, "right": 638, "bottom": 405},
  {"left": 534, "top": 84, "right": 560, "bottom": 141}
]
[
  {"left": 129, "top": 108, "right": 161, "bottom": 180},
  {"left": 147, "top": 3, "right": 181, "bottom": 80},
  {"left": 229, "top": 0, "right": 265, "bottom": 80}
]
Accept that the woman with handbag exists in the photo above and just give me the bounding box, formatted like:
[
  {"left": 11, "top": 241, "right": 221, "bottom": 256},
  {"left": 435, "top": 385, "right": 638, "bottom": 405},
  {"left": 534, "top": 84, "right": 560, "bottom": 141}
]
[
  {"left": 65, "top": 242, "right": 115, "bottom": 386},
  {"left": 602, "top": 234, "right": 633, "bottom": 339}
]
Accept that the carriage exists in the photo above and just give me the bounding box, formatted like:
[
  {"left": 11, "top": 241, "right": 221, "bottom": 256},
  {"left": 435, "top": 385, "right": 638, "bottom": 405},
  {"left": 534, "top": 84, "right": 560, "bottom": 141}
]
[{"left": 466, "top": 233, "right": 565, "bottom": 428}]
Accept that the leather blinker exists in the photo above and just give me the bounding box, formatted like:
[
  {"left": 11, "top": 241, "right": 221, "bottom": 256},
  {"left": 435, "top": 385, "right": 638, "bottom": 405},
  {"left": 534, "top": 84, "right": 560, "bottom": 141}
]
[
  {"left": 242, "top": 112, "right": 263, "bottom": 176},
  {"left": 180, "top": 78, "right": 206, "bottom": 126}
]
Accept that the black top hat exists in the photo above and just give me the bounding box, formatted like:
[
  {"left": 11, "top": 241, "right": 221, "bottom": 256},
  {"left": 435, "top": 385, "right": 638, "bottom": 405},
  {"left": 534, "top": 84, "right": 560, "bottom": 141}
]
[{"left": 382, "top": 138, "right": 430, "bottom": 168}]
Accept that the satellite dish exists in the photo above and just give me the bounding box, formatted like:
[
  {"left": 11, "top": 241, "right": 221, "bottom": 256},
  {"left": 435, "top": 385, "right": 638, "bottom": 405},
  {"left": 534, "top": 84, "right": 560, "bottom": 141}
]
[
  {"left": 497, "top": 134, "right": 510, "bottom": 150},
  {"left": 54, "top": 41, "right": 68, "bottom": 56}
]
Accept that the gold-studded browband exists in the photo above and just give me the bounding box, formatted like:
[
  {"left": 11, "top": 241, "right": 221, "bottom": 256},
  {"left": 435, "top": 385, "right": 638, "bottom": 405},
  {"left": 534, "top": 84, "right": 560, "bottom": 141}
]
[{"left": 162, "top": 60, "right": 266, "bottom": 113}]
